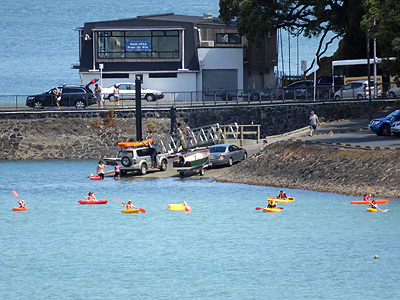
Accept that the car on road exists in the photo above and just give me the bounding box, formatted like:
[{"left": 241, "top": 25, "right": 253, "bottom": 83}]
[
  {"left": 368, "top": 109, "right": 400, "bottom": 136},
  {"left": 103, "top": 145, "right": 168, "bottom": 176},
  {"left": 387, "top": 86, "right": 400, "bottom": 98},
  {"left": 26, "top": 79, "right": 98, "bottom": 109},
  {"left": 334, "top": 80, "right": 381, "bottom": 100},
  {"left": 101, "top": 82, "right": 164, "bottom": 102},
  {"left": 315, "top": 75, "right": 344, "bottom": 99},
  {"left": 391, "top": 120, "right": 400, "bottom": 136},
  {"left": 209, "top": 143, "right": 247, "bottom": 166},
  {"left": 282, "top": 80, "right": 314, "bottom": 100}
]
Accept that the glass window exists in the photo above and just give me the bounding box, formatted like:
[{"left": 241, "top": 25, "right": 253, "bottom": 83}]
[
  {"left": 216, "top": 33, "right": 241, "bottom": 44},
  {"left": 97, "top": 30, "right": 180, "bottom": 59}
]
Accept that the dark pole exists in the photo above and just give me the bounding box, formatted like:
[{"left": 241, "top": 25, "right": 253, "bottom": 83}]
[
  {"left": 170, "top": 106, "right": 176, "bottom": 134},
  {"left": 135, "top": 76, "right": 142, "bottom": 141},
  {"left": 367, "top": 28, "right": 372, "bottom": 121}
]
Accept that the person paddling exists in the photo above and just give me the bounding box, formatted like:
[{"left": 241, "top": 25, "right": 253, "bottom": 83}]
[
  {"left": 18, "top": 199, "right": 26, "bottom": 208},
  {"left": 85, "top": 191, "right": 97, "bottom": 201},
  {"left": 369, "top": 200, "right": 377, "bottom": 209},
  {"left": 124, "top": 200, "right": 136, "bottom": 210},
  {"left": 276, "top": 190, "right": 287, "bottom": 199},
  {"left": 364, "top": 194, "right": 372, "bottom": 201},
  {"left": 267, "top": 199, "right": 277, "bottom": 209}
]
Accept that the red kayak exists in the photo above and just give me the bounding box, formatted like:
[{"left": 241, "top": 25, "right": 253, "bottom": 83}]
[
  {"left": 351, "top": 199, "right": 390, "bottom": 204},
  {"left": 90, "top": 176, "right": 101, "bottom": 180},
  {"left": 78, "top": 200, "right": 108, "bottom": 205},
  {"left": 13, "top": 206, "right": 28, "bottom": 211}
]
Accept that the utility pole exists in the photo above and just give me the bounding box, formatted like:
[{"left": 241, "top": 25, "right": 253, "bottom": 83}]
[{"left": 135, "top": 75, "right": 142, "bottom": 141}]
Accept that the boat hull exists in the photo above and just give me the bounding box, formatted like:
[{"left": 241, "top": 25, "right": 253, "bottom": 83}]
[
  {"left": 13, "top": 206, "right": 28, "bottom": 211},
  {"left": 268, "top": 197, "right": 295, "bottom": 203},
  {"left": 366, "top": 207, "right": 378, "bottom": 212},
  {"left": 118, "top": 139, "right": 153, "bottom": 148},
  {"left": 121, "top": 208, "right": 140, "bottom": 213},
  {"left": 262, "top": 207, "right": 281, "bottom": 213},
  {"left": 78, "top": 200, "right": 108, "bottom": 205},
  {"left": 173, "top": 149, "right": 210, "bottom": 170},
  {"left": 351, "top": 200, "right": 389, "bottom": 204}
]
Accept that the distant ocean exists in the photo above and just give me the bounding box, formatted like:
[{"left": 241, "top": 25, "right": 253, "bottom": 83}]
[{"left": 1, "top": 0, "right": 338, "bottom": 95}]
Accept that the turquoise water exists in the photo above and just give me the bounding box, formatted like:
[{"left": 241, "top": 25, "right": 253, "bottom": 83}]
[{"left": 1, "top": 160, "right": 399, "bottom": 299}]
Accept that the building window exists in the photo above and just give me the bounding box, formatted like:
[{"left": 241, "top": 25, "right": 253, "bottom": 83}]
[
  {"left": 97, "top": 30, "right": 180, "bottom": 59},
  {"left": 216, "top": 33, "right": 241, "bottom": 44}
]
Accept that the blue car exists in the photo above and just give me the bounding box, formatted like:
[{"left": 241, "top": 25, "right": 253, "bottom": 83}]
[{"left": 368, "top": 110, "right": 400, "bottom": 136}]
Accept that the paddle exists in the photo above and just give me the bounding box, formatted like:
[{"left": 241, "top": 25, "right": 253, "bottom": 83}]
[
  {"left": 12, "top": 190, "right": 19, "bottom": 199},
  {"left": 113, "top": 199, "right": 145, "bottom": 213},
  {"left": 255, "top": 207, "right": 284, "bottom": 210},
  {"left": 367, "top": 200, "right": 387, "bottom": 213}
]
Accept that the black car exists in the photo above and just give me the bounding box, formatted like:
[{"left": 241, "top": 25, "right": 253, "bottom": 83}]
[
  {"left": 282, "top": 80, "right": 314, "bottom": 100},
  {"left": 26, "top": 79, "right": 98, "bottom": 109},
  {"left": 315, "top": 75, "right": 344, "bottom": 98}
]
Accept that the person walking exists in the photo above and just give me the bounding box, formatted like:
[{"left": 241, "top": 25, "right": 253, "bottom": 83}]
[
  {"left": 97, "top": 160, "right": 111, "bottom": 180},
  {"left": 54, "top": 87, "right": 62, "bottom": 109},
  {"left": 309, "top": 111, "right": 320, "bottom": 136},
  {"left": 94, "top": 83, "right": 104, "bottom": 108},
  {"left": 113, "top": 85, "right": 120, "bottom": 106}
]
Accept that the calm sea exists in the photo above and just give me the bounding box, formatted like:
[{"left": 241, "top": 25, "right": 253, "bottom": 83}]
[
  {"left": 1, "top": 0, "right": 338, "bottom": 95},
  {"left": 0, "top": 159, "right": 399, "bottom": 299}
]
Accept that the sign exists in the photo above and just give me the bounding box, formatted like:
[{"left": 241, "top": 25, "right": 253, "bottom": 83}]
[
  {"left": 301, "top": 60, "right": 307, "bottom": 72},
  {"left": 126, "top": 38, "right": 151, "bottom": 52}
]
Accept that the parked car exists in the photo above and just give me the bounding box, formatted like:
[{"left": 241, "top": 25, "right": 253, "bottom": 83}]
[
  {"left": 334, "top": 80, "right": 381, "bottom": 100},
  {"left": 103, "top": 145, "right": 168, "bottom": 176},
  {"left": 250, "top": 86, "right": 283, "bottom": 101},
  {"left": 209, "top": 143, "right": 247, "bottom": 166},
  {"left": 368, "top": 109, "right": 400, "bottom": 136},
  {"left": 26, "top": 79, "right": 98, "bottom": 109},
  {"left": 282, "top": 80, "right": 314, "bottom": 100},
  {"left": 315, "top": 75, "right": 344, "bottom": 98},
  {"left": 101, "top": 82, "right": 164, "bottom": 102},
  {"left": 391, "top": 120, "right": 400, "bottom": 136},
  {"left": 387, "top": 86, "right": 400, "bottom": 98}
]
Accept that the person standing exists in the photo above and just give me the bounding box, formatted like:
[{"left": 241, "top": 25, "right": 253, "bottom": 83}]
[
  {"left": 97, "top": 160, "right": 111, "bottom": 180},
  {"left": 309, "top": 111, "right": 320, "bottom": 136},
  {"left": 113, "top": 85, "right": 120, "bottom": 106},
  {"left": 94, "top": 84, "right": 104, "bottom": 108},
  {"left": 54, "top": 87, "right": 62, "bottom": 109},
  {"left": 114, "top": 164, "right": 120, "bottom": 180}
]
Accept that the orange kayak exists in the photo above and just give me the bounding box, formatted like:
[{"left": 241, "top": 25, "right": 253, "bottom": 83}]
[
  {"left": 118, "top": 139, "right": 153, "bottom": 148},
  {"left": 13, "top": 206, "right": 28, "bottom": 211},
  {"left": 351, "top": 200, "right": 389, "bottom": 204}
]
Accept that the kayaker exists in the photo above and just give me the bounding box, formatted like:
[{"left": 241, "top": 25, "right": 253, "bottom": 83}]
[
  {"left": 18, "top": 199, "right": 26, "bottom": 208},
  {"left": 124, "top": 200, "right": 136, "bottom": 210},
  {"left": 97, "top": 160, "right": 111, "bottom": 180},
  {"left": 276, "top": 190, "right": 287, "bottom": 199},
  {"left": 369, "top": 200, "right": 377, "bottom": 209},
  {"left": 85, "top": 191, "right": 97, "bottom": 201},
  {"left": 364, "top": 194, "right": 372, "bottom": 201},
  {"left": 267, "top": 199, "right": 277, "bottom": 209}
]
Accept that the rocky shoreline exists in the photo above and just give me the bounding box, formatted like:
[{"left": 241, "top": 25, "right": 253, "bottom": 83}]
[{"left": 214, "top": 141, "right": 400, "bottom": 199}]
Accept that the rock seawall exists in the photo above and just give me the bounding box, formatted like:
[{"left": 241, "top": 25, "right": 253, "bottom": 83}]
[{"left": 214, "top": 141, "right": 400, "bottom": 198}]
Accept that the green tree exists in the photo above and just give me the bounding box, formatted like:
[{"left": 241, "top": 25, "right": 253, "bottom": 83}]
[{"left": 219, "top": 0, "right": 368, "bottom": 73}]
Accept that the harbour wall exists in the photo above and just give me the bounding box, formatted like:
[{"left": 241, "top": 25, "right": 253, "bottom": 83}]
[{"left": 0, "top": 99, "right": 397, "bottom": 160}]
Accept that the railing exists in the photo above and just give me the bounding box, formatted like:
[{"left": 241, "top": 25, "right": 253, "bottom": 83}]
[
  {"left": 219, "top": 124, "right": 261, "bottom": 146},
  {"left": 1, "top": 84, "right": 399, "bottom": 111}
]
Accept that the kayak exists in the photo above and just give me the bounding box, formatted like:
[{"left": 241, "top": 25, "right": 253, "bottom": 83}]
[
  {"left": 90, "top": 176, "right": 101, "bottom": 180},
  {"left": 168, "top": 204, "right": 191, "bottom": 211},
  {"left": 262, "top": 207, "right": 281, "bottom": 213},
  {"left": 118, "top": 139, "right": 153, "bottom": 148},
  {"left": 78, "top": 200, "right": 108, "bottom": 205},
  {"left": 13, "top": 206, "right": 28, "bottom": 211},
  {"left": 366, "top": 207, "right": 378, "bottom": 212},
  {"left": 268, "top": 197, "right": 295, "bottom": 203},
  {"left": 121, "top": 208, "right": 140, "bottom": 213},
  {"left": 351, "top": 199, "right": 389, "bottom": 204}
]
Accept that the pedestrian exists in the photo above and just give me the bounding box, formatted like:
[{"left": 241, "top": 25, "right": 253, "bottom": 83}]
[
  {"left": 114, "top": 164, "right": 120, "bottom": 180},
  {"left": 176, "top": 123, "right": 186, "bottom": 150},
  {"left": 113, "top": 85, "right": 120, "bottom": 106},
  {"left": 54, "top": 87, "right": 62, "bottom": 109},
  {"left": 94, "top": 83, "right": 104, "bottom": 108},
  {"left": 309, "top": 111, "right": 320, "bottom": 136},
  {"left": 97, "top": 160, "right": 111, "bottom": 180},
  {"left": 149, "top": 141, "right": 157, "bottom": 168}
]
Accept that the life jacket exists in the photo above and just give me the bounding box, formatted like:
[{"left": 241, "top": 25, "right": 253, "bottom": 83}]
[{"left": 115, "top": 165, "right": 120, "bottom": 171}]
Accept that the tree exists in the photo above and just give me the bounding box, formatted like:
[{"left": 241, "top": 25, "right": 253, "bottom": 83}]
[
  {"left": 361, "top": 0, "right": 400, "bottom": 80},
  {"left": 219, "top": 0, "right": 368, "bottom": 73}
]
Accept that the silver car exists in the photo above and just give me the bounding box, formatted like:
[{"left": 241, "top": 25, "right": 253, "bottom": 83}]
[
  {"left": 209, "top": 144, "right": 247, "bottom": 166},
  {"left": 387, "top": 86, "right": 400, "bottom": 98},
  {"left": 334, "top": 80, "right": 381, "bottom": 100}
]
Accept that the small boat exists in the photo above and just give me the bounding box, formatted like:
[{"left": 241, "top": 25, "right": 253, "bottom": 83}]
[
  {"left": 268, "top": 197, "right": 295, "bottom": 203},
  {"left": 90, "top": 176, "right": 101, "bottom": 180},
  {"left": 168, "top": 202, "right": 191, "bottom": 211},
  {"left": 118, "top": 139, "right": 153, "bottom": 148},
  {"left": 78, "top": 200, "right": 108, "bottom": 205},
  {"left": 366, "top": 207, "right": 378, "bottom": 212},
  {"left": 173, "top": 149, "right": 210, "bottom": 176},
  {"left": 121, "top": 208, "right": 140, "bottom": 214},
  {"left": 351, "top": 199, "right": 389, "bottom": 204},
  {"left": 262, "top": 207, "right": 281, "bottom": 213},
  {"left": 13, "top": 206, "right": 28, "bottom": 211}
]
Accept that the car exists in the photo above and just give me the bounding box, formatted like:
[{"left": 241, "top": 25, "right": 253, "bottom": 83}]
[
  {"left": 282, "top": 80, "right": 314, "bottom": 100},
  {"left": 387, "top": 86, "right": 400, "bottom": 98},
  {"left": 101, "top": 82, "right": 164, "bottom": 102},
  {"left": 315, "top": 75, "right": 344, "bottom": 98},
  {"left": 209, "top": 143, "right": 247, "bottom": 166},
  {"left": 368, "top": 109, "right": 400, "bottom": 136},
  {"left": 391, "top": 120, "right": 400, "bottom": 136},
  {"left": 26, "top": 79, "right": 98, "bottom": 109},
  {"left": 334, "top": 80, "right": 382, "bottom": 100},
  {"left": 249, "top": 86, "right": 283, "bottom": 101},
  {"left": 103, "top": 145, "right": 168, "bottom": 176}
]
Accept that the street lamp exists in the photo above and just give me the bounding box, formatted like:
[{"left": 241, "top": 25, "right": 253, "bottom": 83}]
[{"left": 99, "top": 63, "right": 104, "bottom": 88}]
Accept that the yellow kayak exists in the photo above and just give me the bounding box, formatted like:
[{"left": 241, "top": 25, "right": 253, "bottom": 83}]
[
  {"left": 366, "top": 207, "right": 378, "bottom": 213},
  {"left": 268, "top": 197, "right": 295, "bottom": 203},
  {"left": 168, "top": 202, "right": 191, "bottom": 211},
  {"left": 121, "top": 208, "right": 140, "bottom": 213},
  {"left": 262, "top": 207, "right": 282, "bottom": 213}
]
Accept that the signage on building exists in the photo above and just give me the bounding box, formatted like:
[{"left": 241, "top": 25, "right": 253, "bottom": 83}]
[{"left": 126, "top": 38, "right": 151, "bottom": 52}]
